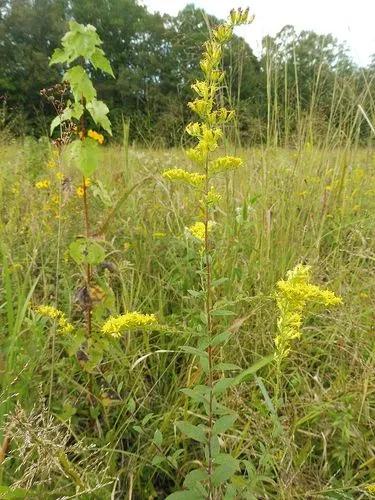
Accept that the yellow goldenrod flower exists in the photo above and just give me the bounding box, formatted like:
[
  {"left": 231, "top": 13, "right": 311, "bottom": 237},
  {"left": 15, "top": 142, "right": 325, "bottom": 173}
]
[
  {"left": 35, "top": 179, "right": 51, "bottom": 190},
  {"left": 88, "top": 129, "right": 104, "bottom": 144},
  {"left": 162, "top": 168, "right": 205, "bottom": 187},
  {"left": 205, "top": 186, "right": 221, "bottom": 205},
  {"left": 209, "top": 156, "right": 243, "bottom": 176},
  {"left": 188, "top": 221, "right": 215, "bottom": 243},
  {"left": 36, "top": 305, "right": 74, "bottom": 334},
  {"left": 275, "top": 264, "right": 342, "bottom": 363},
  {"left": 102, "top": 312, "right": 157, "bottom": 338}
]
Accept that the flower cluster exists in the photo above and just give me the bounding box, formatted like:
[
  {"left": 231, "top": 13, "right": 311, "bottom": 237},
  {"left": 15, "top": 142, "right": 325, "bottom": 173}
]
[
  {"left": 88, "top": 129, "right": 104, "bottom": 144},
  {"left": 187, "top": 221, "right": 215, "bottom": 243},
  {"left": 76, "top": 177, "right": 91, "bottom": 197},
  {"left": 162, "top": 9, "right": 252, "bottom": 247},
  {"left": 275, "top": 264, "right": 342, "bottom": 362},
  {"left": 162, "top": 168, "right": 205, "bottom": 187},
  {"left": 35, "top": 179, "right": 51, "bottom": 190},
  {"left": 36, "top": 305, "right": 74, "bottom": 334},
  {"left": 102, "top": 312, "right": 157, "bottom": 338}
]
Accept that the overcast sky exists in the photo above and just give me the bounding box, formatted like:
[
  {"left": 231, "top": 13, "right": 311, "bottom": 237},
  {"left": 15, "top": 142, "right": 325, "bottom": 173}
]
[{"left": 141, "top": 0, "right": 375, "bottom": 67}]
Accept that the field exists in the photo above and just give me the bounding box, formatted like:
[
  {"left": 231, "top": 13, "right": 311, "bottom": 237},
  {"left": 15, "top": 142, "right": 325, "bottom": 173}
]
[{"left": 0, "top": 137, "right": 374, "bottom": 498}]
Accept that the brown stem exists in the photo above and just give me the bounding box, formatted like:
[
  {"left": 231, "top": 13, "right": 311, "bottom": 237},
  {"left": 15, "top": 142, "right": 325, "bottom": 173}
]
[{"left": 204, "top": 155, "right": 213, "bottom": 499}]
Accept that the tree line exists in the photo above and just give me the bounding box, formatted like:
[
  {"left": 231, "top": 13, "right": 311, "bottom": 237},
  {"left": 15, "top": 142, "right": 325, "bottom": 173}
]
[{"left": 1, "top": 0, "right": 374, "bottom": 146}]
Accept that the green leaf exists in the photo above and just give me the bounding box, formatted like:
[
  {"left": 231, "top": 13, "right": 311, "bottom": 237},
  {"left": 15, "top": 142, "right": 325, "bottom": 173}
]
[
  {"left": 68, "top": 138, "right": 100, "bottom": 177},
  {"left": 234, "top": 354, "right": 274, "bottom": 385},
  {"left": 211, "top": 277, "right": 229, "bottom": 287},
  {"left": 153, "top": 429, "right": 163, "bottom": 447},
  {"left": 181, "top": 387, "right": 209, "bottom": 404},
  {"left": 50, "top": 47, "right": 68, "bottom": 65},
  {"left": 213, "top": 414, "right": 238, "bottom": 435},
  {"left": 209, "top": 331, "right": 231, "bottom": 347},
  {"left": 213, "top": 378, "right": 235, "bottom": 396},
  {"left": 211, "top": 309, "right": 236, "bottom": 317},
  {"left": 64, "top": 328, "right": 85, "bottom": 357},
  {"left": 64, "top": 66, "right": 97, "bottom": 103},
  {"left": 91, "top": 48, "right": 114, "bottom": 77},
  {"left": 212, "top": 460, "right": 239, "bottom": 486},
  {"left": 151, "top": 454, "right": 164, "bottom": 466},
  {"left": 69, "top": 238, "right": 105, "bottom": 265},
  {"left": 183, "top": 468, "right": 208, "bottom": 496},
  {"left": 166, "top": 491, "right": 204, "bottom": 500},
  {"left": 180, "top": 346, "right": 208, "bottom": 358},
  {"left": 0, "top": 486, "right": 30, "bottom": 499},
  {"left": 86, "top": 99, "right": 112, "bottom": 135},
  {"left": 214, "top": 363, "right": 241, "bottom": 371},
  {"left": 176, "top": 421, "right": 207, "bottom": 443},
  {"left": 183, "top": 468, "right": 208, "bottom": 489},
  {"left": 60, "top": 21, "right": 103, "bottom": 63}
]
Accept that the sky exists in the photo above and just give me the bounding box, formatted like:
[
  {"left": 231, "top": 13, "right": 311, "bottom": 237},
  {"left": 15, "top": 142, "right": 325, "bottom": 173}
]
[{"left": 141, "top": 0, "right": 375, "bottom": 67}]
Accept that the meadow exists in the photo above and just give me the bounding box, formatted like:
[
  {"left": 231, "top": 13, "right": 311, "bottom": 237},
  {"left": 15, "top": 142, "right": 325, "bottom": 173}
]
[
  {"left": 0, "top": 9, "right": 374, "bottom": 500},
  {"left": 0, "top": 137, "right": 373, "bottom": 498}
]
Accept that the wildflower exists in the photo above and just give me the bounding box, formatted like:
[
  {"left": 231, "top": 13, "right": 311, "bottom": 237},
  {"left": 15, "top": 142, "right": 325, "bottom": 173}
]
[
  {"left": 209, "top": 156, "right": 243, "bottom": 176},
  {"left": 55, "top": 171, "right": 64, "bottom": 181},
  {"left": 204, "top": 186, "right": 221, "bottom": 205},
  {"left": 47, "top": 159, "right": 57, "bottom": 169},
  {"left": 188, "top": 221, "right": 215, "bottom": 243},
  {"left": 102, "top": 312, "right": 157, "bottom": 338},
  {"left": 76, "top": 186, "right": 84, "bottom": 197},
  {"left": 275, "top": 264, "right": 342, "bottom": 363},
  {"left": 162, "top": 168, "right": 205, "bottom": 187},
  {"left": 36, "top": 305, "right": 74, "bottom": 334},
  {"left": 35, "top": 179, "right": 51, "bottom": 190},
  {"left": 88, "top": 129, "right": 104, "bottom": 144},
  {"left": 366, "top": 484, "right": 375, "bottom": 494}
]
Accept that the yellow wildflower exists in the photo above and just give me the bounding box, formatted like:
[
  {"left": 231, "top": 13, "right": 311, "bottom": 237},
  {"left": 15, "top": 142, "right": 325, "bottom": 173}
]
[
  {"left": 162, "top": 168, "right": 204, "bottom": 187},
  {"left": 366, "top": 484, "right": 375, "bottom": 494},
  {"left": 209, "top": 156, "right": 243, "bottom": 176},
  {"left": 76, "top": 186, "right": 84, "bottom": 197},
  {"left": 47, "top": 159, "right": 57, "bottom": 169},
  {"left": 88, "top": 129, "right": 104, "bottom": 144},
  {"left": 102, "top": 312, "right": 157, "bottom": 338},
  {"left": 35, "top": 179, "right": 51, "bottom": 190},
  {"left": 36, "top": 305, "right": 74, "bottom": 334},
  {"left": 55, "top": 171, "right": 64, "bottom": 181},
  {"left": 275, "top": 264, "right": 342, "bottom": 363},
  {"left": 204, "top": 186, "right": 221, "bottom": 205},
  {"left": 188, "top": 221, "right": 215, "bottom": 243}
]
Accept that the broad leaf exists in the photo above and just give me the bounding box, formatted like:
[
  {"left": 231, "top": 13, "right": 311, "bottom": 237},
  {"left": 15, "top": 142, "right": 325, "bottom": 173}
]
[
  {"left": 64, "top": 66, "right": 97, "bottom": 103},
  {"left": 176, "top": 421, "right": 207, "bottom": 443},
  {"left": 213, "top": 377, "right": 235, "bottom": 396},
  {"left": 86, "top": 99, "right": 112, "bottom": 135},
  {"left": 91, "top": 48, "right": 114, "bottom": 77},
  {"left": 69, "top": 238, "right": 105, "bottom": 265},
  {"left": 68, "top": 138, "right": 99, "bottom": 177},
  {"left": 213, "top": 414, "right": 238, "bottom": 435}
]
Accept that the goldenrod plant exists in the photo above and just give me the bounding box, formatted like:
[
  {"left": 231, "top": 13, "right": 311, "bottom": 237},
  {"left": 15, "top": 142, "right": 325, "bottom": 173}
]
[
  {"left": 274, "top": 264, "right": 342, "bottom": 406},
  {"left": 163, "top": 8, "right": 255, "bottom": 499}
]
